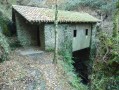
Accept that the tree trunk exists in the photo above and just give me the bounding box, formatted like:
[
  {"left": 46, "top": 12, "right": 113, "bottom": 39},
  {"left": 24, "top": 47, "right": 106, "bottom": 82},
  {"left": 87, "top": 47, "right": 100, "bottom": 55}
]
[
  {"left": 113, "top": 10, "right": 119, "bottom": 37},
  {"left": 113, "top": 1, "right": 119, "bottom": 37},
  {"left": 53, "top": 0, "right": 58, "bottom": 64}
]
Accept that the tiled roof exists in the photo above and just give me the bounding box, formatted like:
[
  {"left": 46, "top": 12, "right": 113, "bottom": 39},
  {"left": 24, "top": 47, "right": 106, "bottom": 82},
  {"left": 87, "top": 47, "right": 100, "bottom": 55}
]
[{"left": 12, "top": 5, "right": 100, "bottom": 23}]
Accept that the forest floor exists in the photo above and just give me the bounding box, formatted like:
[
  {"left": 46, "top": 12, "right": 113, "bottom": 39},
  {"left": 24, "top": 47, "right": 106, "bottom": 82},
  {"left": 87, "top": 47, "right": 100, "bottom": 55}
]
[{"left": 0, "top": 48, "right": 72, "bottom": 90}]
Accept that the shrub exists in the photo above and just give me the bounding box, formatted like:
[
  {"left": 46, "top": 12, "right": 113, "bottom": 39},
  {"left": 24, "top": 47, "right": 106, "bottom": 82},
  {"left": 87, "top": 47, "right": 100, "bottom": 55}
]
[
  {"left": 0, "top": 14, "right": 12, "bottom": 37},
  {"left": 0, "top": 32, "right": 10, "bottom": 62},
  {"left": 60, "top": 50, "right": 88, "bottom": 90},
  {"left": 59, "top": 35, "right": 88, "bottom": 90},
  {"left": 9, "top": 40, "right": 21, "bottom": 50},
  {"left": 90, "top": 32, "right": 119, "bottom": 90},
  {"left": 2, "top": 22, "right": 11, "bottom": 36}
]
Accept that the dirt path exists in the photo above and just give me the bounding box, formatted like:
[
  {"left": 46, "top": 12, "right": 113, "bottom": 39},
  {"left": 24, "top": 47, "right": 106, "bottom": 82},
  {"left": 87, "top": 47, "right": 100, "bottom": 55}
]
[
  {"left": 0, "top": 52, "right": 46, "bottom": 90},
  {"left": 0, "top": 49, "right": 72, "bottom": 90},
  {"left": 26, "top": 52, "right": 62, "bottom": 90}
]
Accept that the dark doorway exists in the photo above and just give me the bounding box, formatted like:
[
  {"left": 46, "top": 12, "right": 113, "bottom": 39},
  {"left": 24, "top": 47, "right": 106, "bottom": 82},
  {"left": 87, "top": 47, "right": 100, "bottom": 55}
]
[
  {"left": 72, "top": 48, "right": 90, "bottom": 85},
  {"left": 37, "top": 26, "right": 40, "bottom": 46}
]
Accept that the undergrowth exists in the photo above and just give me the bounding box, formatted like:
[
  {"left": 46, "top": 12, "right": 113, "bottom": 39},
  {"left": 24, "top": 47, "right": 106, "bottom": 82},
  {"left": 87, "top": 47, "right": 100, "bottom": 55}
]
[
  {"left": 0, "top": 14, "right": 10, "bottom": 62},
  {"left": 0, "top": 32, "right": 10, "bottom": 62},
  {"left": 59, "top": 33, "right": 88, "bottom": 90},
  {"left": 90, "top": 32, "right": 119, "bottom": 90},
  {"left": 60, "top": 50, "right": 88, "bottom": 90}
]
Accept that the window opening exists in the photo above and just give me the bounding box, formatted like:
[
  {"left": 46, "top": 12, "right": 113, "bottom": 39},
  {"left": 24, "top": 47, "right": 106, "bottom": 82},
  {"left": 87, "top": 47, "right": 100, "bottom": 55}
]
[
  {"left": 85, "top": 29, "right": 88, "bottom": 36},
  {"left": 74, "top": 30, "right": 77, "bottom": 37}
]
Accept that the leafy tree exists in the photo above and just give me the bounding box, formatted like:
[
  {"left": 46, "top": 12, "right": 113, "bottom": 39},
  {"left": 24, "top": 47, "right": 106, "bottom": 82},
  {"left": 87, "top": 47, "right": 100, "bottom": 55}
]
[
  {"left": 59, "top": 0, "right": 116, "bottom": 11},
  {"left": 90, "top": 31, "right": 119, "bottom": 90},
  {"left": 89, "top": 1, "right": 119, "bottom": 90}
]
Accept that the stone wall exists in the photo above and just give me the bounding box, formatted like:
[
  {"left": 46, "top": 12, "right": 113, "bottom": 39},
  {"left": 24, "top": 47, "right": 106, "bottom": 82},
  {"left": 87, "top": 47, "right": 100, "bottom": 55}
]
[
  {"left": 15, "top": 12, "right": 38, "bottom": 46},
  {"left": 15, "top": 12, "right": 95, "bottom": 52},
  {"left": 44, "top": 24, "right": 74, "bottom": 51},
  {"left": 44, "top": 23, "right": 92, "bottom": 51},
  {"left": 39, "top": 24, "right": 45, "bottom": 50},
  {"left": 72, "top": 24, "right": 92, "bottom": 51}
]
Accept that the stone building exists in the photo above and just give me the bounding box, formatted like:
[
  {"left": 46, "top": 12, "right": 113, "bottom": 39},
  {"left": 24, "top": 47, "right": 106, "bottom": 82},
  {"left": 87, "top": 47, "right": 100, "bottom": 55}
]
[{"left": 12, "top": 5, "right": 100, "bottom": 52}]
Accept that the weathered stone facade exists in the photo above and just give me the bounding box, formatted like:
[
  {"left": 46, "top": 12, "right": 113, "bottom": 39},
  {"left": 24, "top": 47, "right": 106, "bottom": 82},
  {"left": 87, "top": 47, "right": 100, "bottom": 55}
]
[
  {"left": 44, "top": 23, "right": 92, "bottom": 51},
  {"left": 15, "top": 12, "right": 96, "bottom": 52},
  {"left": 72, "top": 24, "right": 92, "bottom": 51},
  {"left": 44, "top": 24, "right": 73, "bottom": 51},
  {"left": 13, "top": 5, "right": 100, "bottom": 53}
]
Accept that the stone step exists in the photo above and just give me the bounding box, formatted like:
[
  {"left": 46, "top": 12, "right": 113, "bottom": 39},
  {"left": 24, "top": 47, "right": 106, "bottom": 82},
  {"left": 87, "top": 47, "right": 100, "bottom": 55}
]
[
  {"left": 16, "top": 48, "right": 44, "bottom": 55},
  {"left": 20, "top": 51, "right": 44, "bottom": 55}
]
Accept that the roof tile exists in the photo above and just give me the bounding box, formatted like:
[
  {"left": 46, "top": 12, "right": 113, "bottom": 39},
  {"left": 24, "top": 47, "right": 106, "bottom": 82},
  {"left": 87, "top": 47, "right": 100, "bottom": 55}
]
[{"left": 12, "top": 5, "right": 100, "bottom": 23}]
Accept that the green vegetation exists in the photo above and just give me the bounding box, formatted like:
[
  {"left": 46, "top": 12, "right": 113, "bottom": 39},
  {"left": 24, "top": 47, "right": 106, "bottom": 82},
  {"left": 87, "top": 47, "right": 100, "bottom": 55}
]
[
  {"left": 0, "top": 0, "right": 119, "bottom": 90},
  {"left": 90, "top": 32, "right": 119, "bottom": 90},
  {"left": 59, "top": 31, "right": 88, "bottom": 89},
  {"left": 61, "top": 0, "right": 119, "bottom": 90},
  {"left": 89, "top": 1, "right": 119, "bottom": 90},
  {"left": 0, "top": 0, "right": 16, "bottom": 19},
  {"left": 9, "top": 39, "right": 21, "bottom": 50},
  {"left": 0, "top": 14, "right": 10, "bottom": 62},
  {"left": 60, "top": 46, "right": 88, "bottom": 90},
  {"left": 0, "top": 16, "right": 12, "bottom": 36},
  {"left": 80, "top": 0, "right": 116, "bottom": 12},
  {"left": 113, "top": 1, "right": 119, "bottom": 37},
  {"left": 60, "top": 0, "right": 117, "bottom": 13},
  {"left": 0, "top": 32, "right": 10, "bottom": 62}
]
